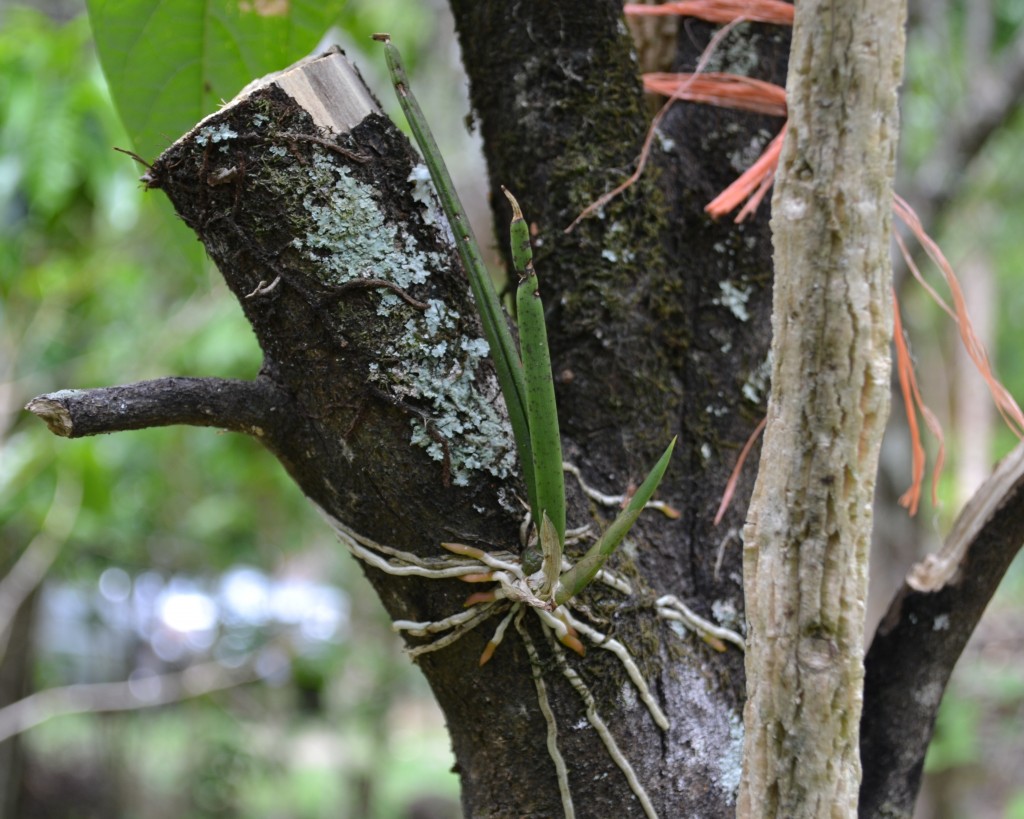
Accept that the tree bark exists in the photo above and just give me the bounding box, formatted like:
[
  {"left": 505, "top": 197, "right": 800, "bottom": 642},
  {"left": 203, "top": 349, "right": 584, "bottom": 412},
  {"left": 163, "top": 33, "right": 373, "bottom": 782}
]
[
  {"left": 109, "top": 41, "right": 739, "bottom": 817},
  {"left": 738, "top": 1, "right": 906, "bottom": 816}
]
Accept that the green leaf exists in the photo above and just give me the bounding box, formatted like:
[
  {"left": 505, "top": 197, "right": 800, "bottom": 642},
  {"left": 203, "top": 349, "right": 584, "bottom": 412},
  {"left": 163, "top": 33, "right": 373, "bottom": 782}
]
[
  {"left": 555, "top": 438, "right": 676, "bottom": 605},
  {"left": 86, "top": 0, "right": 345, "bottom": 160}
]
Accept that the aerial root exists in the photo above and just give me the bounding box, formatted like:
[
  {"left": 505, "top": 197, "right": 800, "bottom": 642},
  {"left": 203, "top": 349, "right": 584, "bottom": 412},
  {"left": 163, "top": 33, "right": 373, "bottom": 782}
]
[
  {"left": 441, "top": 541, "right": 526, "bottom": 578},
  {"left": 392, "top": 602, "right": 496, "bottom": 636},
  {"left": 517, "top": 610, "right": 576, "bottom": 818},
  {"left": 535, "top": 608, "right": 586, "bottom": 656},
  {"left": 655, "top": 595, "right": 746, "bottom": 652},
  {"left": 399, "top": 602, "right": 506, "bottom": 659},
  {"left": 318, "top": 502, "right": 671, "bottom": 817},
  {"left": 560, "top": 608, "right": 670, "bottom": 731},
  {"left": 563, "top": 462, "right": 680, "bottom": 519},
  {"left": 545, "top": 627, "right": 660, "bottom": 819},
  {"left": 478, "top": 606, "right": 518, "bottom": 666},
  {"left": 320, "top": 512, "right": 482, "bottom": 579}
]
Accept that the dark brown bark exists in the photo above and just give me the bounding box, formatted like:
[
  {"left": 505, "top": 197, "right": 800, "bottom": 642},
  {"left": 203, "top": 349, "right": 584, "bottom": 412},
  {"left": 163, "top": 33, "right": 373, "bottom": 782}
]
[
  {"left": 24, "top": 18, "right": 783, "bottom": 812},
  {"left": 448, "top": 0, "right": 789, "bottom": 687}
]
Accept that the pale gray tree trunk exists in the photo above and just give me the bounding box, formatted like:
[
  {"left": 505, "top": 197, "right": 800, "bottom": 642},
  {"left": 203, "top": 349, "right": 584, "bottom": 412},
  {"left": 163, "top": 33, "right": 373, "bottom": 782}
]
[{"left": 739, "top": 1, "right": 907, "bottom": 816}]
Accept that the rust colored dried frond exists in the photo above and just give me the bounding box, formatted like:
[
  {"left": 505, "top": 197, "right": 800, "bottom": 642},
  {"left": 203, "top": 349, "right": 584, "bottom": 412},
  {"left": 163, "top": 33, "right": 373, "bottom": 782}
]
[
  {"left": 624, "top": 0, "right": 795, "bottom": 25},
  {"left": 713, "top": 416, "right": 766, "bottom": 525},
  {"left": 893, "top": 291, "right": 946, "bottom": 515},
  {"left": 894, "top": 195, "right": 1024, "bottom": 440},
  {"left": 705, "top": 124, "right": 785, "bottom": 221},
  {"left": 642, "top": 72, "right": 787, "bottom": 117},
  {"left": 567, "top": 18, "right": 745, "bottom": 231}
]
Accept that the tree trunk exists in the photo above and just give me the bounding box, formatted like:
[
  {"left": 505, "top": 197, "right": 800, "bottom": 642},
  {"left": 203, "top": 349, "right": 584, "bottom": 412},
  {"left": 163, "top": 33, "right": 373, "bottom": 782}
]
[{"left": 738, "top": 1, "right": 905, "bottom": 815}]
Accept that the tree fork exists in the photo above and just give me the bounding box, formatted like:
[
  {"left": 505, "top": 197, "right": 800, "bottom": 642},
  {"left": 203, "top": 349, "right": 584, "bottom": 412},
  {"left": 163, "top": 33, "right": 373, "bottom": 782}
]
[{"left": 26, "top": 42, "right": 737, "bottom": 817}]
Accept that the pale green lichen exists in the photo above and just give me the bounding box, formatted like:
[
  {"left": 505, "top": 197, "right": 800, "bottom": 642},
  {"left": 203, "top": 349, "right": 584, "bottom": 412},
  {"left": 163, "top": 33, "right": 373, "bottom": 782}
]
[
  {"left": 291, "top": 152, "right": 437, "bottom": 292},
  {"left": 717, "top": 711, "right": 745, "bottom": 802},
  {"left": 705, "top": 22, "right": 760, "bottom": 76},
  {"left": 711, "top": 598, "right": 741, "bottom": 632},
  {"left": 408, "top": 164, "right": 445, "bottom": 227},
  {"left": 715, "top": 280, "right": 752, "bottom": 322},
  {"left": 393, "top": 300, "right": 517, "bottom": 486},
  {"left": 195, "top": 123, "right": 238, "bottom": 151},
  {"left": 286, "top": 149, "right": 517, "bottom": 485},
  {"left": 728, "top": 129, "right": 773, "bottom": 174},
  {"left": 741, "top": 354, "right": 772, "bottom": 405}
]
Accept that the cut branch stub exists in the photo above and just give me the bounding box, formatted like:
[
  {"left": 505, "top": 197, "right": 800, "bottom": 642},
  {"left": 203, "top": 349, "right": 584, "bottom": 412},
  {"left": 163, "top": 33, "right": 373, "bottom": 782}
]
[
  {"left": 141, "top": 47, "right": 522, "bottom": 555},
  {"left": 859, "top": 439, "right": 1024, "bottom": 818},
  {"left": 24, "top": 378, "right": 288, "bottom": 439}
]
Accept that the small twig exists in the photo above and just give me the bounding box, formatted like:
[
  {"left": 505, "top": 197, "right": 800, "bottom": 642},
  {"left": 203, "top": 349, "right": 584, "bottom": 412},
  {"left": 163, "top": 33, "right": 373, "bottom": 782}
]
[
  {"left": 517, "top": 610, "right": 576, "bottom": 819},
  {"left": 331, "top": 278, "right": 429, "bottom": 311},
  {"left": 113, "top": 146, "right": 154, "bottom": 169},
  {"left": 0, "top": 660, "right": 266, "bottom": 742}
]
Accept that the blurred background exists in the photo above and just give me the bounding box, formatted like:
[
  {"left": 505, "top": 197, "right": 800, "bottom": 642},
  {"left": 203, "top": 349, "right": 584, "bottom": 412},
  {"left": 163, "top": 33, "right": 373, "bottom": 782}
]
[{"left": 0, "top": 1, "right": 1022, "bottom": 817}]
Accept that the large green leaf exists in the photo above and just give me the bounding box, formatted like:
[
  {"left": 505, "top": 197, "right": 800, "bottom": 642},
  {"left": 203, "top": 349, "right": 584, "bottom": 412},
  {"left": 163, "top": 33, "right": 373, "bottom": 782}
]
[{"left": 87, "top": 0, "right": 346, "bottom": 160}]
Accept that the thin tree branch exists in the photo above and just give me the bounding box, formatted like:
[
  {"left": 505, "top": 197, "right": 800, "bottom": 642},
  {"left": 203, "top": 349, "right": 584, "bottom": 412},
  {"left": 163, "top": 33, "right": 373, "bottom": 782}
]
[
  {"left": 25, "top": 376, "right": 290, "bottom": 439},
  {"left": 0, "top": 475, "right": 82, "bottom": 664},
  {"left": 0, "top": 660, "right": 267, "bottom": 742},
  {"left": 859, "top": 438, "right": 1024, "bottom": 819},
  {"left": 738, "top": 0, "right": 904, "bottom": 813}
]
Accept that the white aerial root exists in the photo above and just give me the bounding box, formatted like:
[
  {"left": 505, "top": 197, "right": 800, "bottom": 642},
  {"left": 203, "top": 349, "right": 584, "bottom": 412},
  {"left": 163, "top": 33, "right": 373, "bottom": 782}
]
[
  {"left": 655, "top": 595, "right": 746, "bottom": 652},
  {"left": 317, "top": 509, "right": 482, "bottom": 579},
  {"left": 544, "top": 626, "right": 660, "bottom": 819},
  {"left": 316, "top": 502, "right": 676, "bottom": 817},
  {"left": 516, "top": 610, "right": 575, "bottom": 819},
  {"left": 393, "top": 603, "right": 497, "bottom": 636},
  {"left": 564, "top": 462, "right": 680, "bottom": 519},
  {"left": 402, "top": 605, "right": 504, "bottom": 659},
  {"left": 560, "top": 608, "right": 669, "bottom": 731}
]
